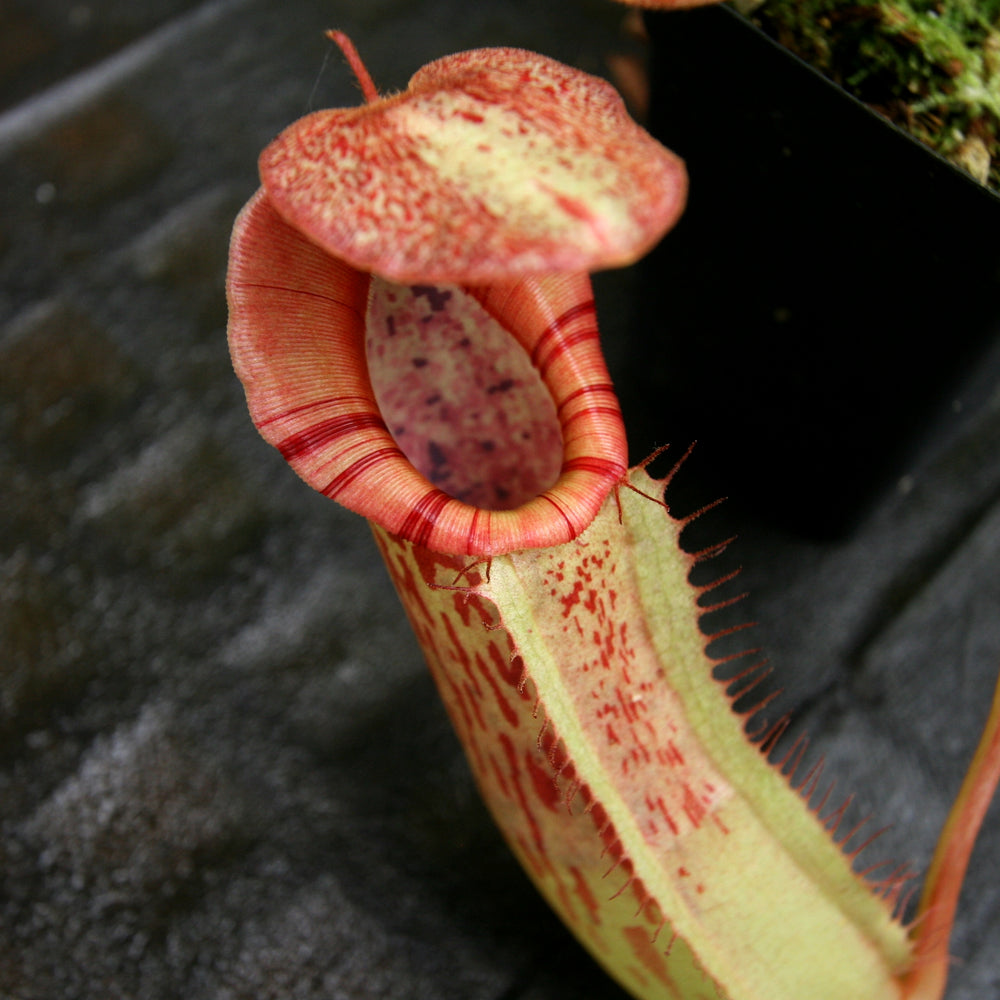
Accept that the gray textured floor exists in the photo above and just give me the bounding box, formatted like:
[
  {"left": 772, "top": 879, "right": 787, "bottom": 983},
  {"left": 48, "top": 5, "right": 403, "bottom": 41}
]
[{"left": 1, "top": 2, "right": 998, "bottom": 998}]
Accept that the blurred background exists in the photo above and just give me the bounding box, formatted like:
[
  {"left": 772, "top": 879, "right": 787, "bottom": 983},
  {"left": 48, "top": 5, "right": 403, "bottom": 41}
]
[{"left": 1, "top": 1, "right": 998, "bottom": 998}]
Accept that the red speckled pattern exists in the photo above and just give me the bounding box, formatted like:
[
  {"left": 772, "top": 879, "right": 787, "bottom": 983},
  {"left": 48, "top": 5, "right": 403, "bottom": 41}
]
[
  {"left": 366, "top": 278, "right": 563, "bottom": 510},
  {"left": 371, "top": 511, "right": 727, "bottom": 1000},
  {"left": 258, "top": 47, "right": 687, "bottom": 284}
]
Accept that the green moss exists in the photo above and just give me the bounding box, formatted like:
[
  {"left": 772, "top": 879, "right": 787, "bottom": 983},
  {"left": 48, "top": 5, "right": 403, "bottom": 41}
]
[{"left": 746, "top": 0, "right": 1000, "bottom": 190}]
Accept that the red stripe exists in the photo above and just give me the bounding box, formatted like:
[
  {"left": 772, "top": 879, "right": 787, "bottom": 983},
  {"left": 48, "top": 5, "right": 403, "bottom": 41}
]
[
  {"left": 400, "top": 487, "right": 454, "bottom": 548},
  {"left": 260, "top": 395, "right": 372, "bottom": 428},
  {"left": 322, "top": 446, "right": 404, "bottom": 499},
  {"left": 560, "top": 406, "right": 624, "bottom": 431},
  {"left": 536, "top": 326, "right": 601, "bottom": 380},
  {"left": 467, "top": 506, "right": 484, "bottom": 552},
  {"left": 562, "top": 456, "right": 627, "bottom": 479},
  {"left": 555, "top": 383, "right": 617, "bottom": 415},
  {"left": 538, "top": 491, "right": 575, "bottom": 537},
  {"left": 278, "top": 412, "right": 387, "bottom": 460},
  {"left": 529, "top": 300, "right": 597, "bottom": 371},
  {"left": 238, "top": 281, "right": 365, "bottom": 317}
]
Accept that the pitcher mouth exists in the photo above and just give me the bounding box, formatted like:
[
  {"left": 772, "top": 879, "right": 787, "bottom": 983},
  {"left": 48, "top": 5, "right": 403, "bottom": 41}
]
[{"left": 227, "top": 189, "right": 627, "bottom": 556}]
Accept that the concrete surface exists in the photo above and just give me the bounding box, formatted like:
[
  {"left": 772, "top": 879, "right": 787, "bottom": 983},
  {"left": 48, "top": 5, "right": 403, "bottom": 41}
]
[{"left": 1, "top": 2, "right": 998, "bottom": 998}]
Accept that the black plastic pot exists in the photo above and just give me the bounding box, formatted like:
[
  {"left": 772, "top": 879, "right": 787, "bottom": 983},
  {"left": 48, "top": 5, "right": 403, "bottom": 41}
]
[{"left": 626, "top": 5, "right": 1000, "bottom": 538}]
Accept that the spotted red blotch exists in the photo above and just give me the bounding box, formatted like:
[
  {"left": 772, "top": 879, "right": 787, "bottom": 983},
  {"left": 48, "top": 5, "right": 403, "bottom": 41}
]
[{"left": 257, "top": 46, "right": 687, "bottom": 284}]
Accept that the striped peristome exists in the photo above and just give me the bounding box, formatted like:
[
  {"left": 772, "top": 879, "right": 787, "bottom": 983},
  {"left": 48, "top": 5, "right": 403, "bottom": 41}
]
[{"left": 228, "top": 190, "right": 628, "bottom": 556}]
